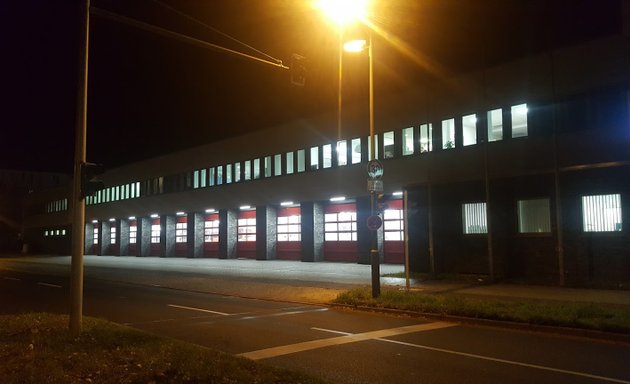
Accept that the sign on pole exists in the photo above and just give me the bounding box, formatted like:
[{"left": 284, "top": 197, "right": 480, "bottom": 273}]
[{"left": 367, "top": 159, "right": 384, "bottom": 179}]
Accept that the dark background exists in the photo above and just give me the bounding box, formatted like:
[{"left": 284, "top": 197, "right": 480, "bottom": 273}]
[{"left": 0, "top": 0, "right": 621, "bottom": 173}]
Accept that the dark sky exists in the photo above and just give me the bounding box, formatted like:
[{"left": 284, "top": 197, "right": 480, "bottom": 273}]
[{"left": 0, "top": 0, "right": 621, "bottom": 173}]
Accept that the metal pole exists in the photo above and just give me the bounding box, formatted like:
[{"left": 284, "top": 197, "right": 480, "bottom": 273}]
[
  {"left": 403, "top": 190, "right": 410, "bottom": 291},
  {"left": 337, "top": 28, "right": 343, "bottom": 141},
  {"left": 70, "top": 0, "right": 90, "bottom": 336},
  {"left": 368, "top": 30, "right": 380, "bottom": 298}
]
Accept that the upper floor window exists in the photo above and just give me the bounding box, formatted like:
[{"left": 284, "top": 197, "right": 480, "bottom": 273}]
[
  {"left": 274, "top": 154, "right": 282, "bottom": 176},
  {"left": 297, "top": 149, "right": 306, "bottom": 172},
  {"left": 582, "top": 194, "right": 622, "bottom": 232},
  {"left": 234, "top": 162, "right": 241, "bottom": 183},
  {"left": 323, "top": 144, "right": 333, "bottom": 168},
  {"left": 420, "top": 123, "right": 432, "bottom": 153},
  {"left": 244, "top": 160, "right": 251, "bottom": 181},
  {"left": 511, "top": 103, "right": 528, "bottom": 138},
  {"left": 264, "top": 156, "right": 272, "bottom": 177},
  {"left": 383, "top": 131, "right": 395, "bottom": 158},
  {"left": 286, "top": 152, "right": 294, "bottom": 174},
  {"left": 402, "top": 127, "right": 414, "bottom": 156},
  {"left": 487, "top": 108, "right": 503, "bottom": 142},
  {"left": 442, "top": 119, "right": 455, "bottom": 149},
  {"left": 368, "top": 135, "right": 379, "bottom": 160},
  {"left": 253, "top": 159, "right": 261, "bottom": 179},
  {"left": 310, "top": 146, "right": 319, "bottom": 170},
  {"left": 462, "top": 114, "right": 477, "bottom": 146},
  {"left": 337, "top": 140, "right": 347, "bottom": 166},
  {"left": 351, "top": 138, "right": 362, "bottom": 164}
]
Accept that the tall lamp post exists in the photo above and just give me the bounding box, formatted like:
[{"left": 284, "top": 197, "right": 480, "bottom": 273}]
[{"left": 317, "top": 0, "right": 380, "bottom": 297}]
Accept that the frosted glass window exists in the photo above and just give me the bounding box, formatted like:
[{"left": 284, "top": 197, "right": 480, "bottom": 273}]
[
  {"left": 463, "top": 202, "right": 487, "bottom": 234},
  {"left": 582, "top": 194, "right": 622, "bottom": 232},
  {"left": 487, "top": 108, "right": 503, "bottom": 142},
  {"left": 511, "top": 103, "right": 528, "bottom": 138},
  {"left": 442, "top": 119, "right": 455, "bottom": 149},
  {"left": 253, "top": 159, "right": 261, "bottom": 179},
  {"left": 264, "top": 156, "right": 272, "bottom": 177},
  {"left": 274, "top": 154, "right": 282, "bottom": 176},
  {"left": 402, "top": 127, "right": 414, "bottom": 156},
  {"left": 351, "top": 138, "right": 361, "bottom": 164},
  {"left": 420, "top": 123, "right": 432, "bottom": 152},
  {"left": 383, "top": 131, "right": 395, "bottom": 158},
  {"left": 286, "top": 152, "right": 294, "bottom": 174},
  {"left": 297, "top": 149, "right": 306, "bottom": 172},
  {"left": 234, "top": 162, "right": 241, "bottom": 182},
  {"left": 226, "top": 164, "right": 232, "bottom": 184},
  {"left": 462, "top": 114, "right": 477, "bottom": 146},
  {"left": 310, "top": 146, "right": 319, "bottom": 170},
  {"left": 323, "top": 144, "right": 332, "bottom": 168},
  {"left": 244, "top": 160, "right": 251, "bottom": 181},
  {"left": 337, "top": 140, "right": 347, "bottom": 166}
]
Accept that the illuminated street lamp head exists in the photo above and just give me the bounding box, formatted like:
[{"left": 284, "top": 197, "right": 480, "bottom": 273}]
[
  {"left": 344, "top": 39, "right": 367, "bottom": 52},
  {"left": 316, "top": 0, "right": 369, "bottom": 26}
]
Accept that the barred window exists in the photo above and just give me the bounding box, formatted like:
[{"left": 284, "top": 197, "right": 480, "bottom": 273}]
[
  {"left": 175, "top": 222, "right": 187, "bottom": 243},
  {"left": 462, "top": 202, "right": 487, "bottom": 234},
  {"left": 383, "top": 209, "right": 404, "bottom": 241},
  {"left": 518, "top": 199, "right": 551, "bottom": 233},
  {"left": 325, "top": 212, "right": 357, "bottom": 241},
  {"left": 582, "top": 194, "right": 622, "bottom": 232},
  {"left": 278, "top": 215, "right": 301, "bottom": 242},
  {"left": 238, "top": 218, "right": 256, "bottom": 242},
  {"left": 204, "top": 219, "right": 219, "bottom": 243}
]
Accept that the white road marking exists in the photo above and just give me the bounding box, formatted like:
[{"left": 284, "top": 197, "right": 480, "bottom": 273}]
[
  {"left": 238, "top": 321, "right": 455, "bottom": 360},
  {"left": 314, "top": 326, "right": 630, "bottom": 384},
  {"left": 167, "top": 304, "right": 230, "bottom": 316},
  {"left": 239, "top": 307, "right": 328, "bottom": 321},
  {"left": 37, "top": 282, "right": 62, "bottom": 288},
  {"left": 2, "top": 277, "right": 20, "bottom": 281}
]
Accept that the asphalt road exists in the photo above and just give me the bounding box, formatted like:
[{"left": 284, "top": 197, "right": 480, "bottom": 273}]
[{"left": 1, "top": 261, "right": 630, "bottom": 384}]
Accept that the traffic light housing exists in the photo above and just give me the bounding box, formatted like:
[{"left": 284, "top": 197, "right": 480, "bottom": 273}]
[
  {"left": 80, "top": 162, "right": 105, "bottom": 199},
  {"left": 290, "top": 53, "right": 307, "bottom": 87}
]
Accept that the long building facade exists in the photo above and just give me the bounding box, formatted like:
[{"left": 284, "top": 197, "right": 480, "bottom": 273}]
[{"left": 23, "top": 21, "right": 630, "bottom": 287}]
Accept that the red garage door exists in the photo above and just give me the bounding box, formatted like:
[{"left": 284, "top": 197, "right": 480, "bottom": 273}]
[
  {"left": 277, "top": 206, "right": 301, "bottom": 260},
  {"left": 324, "top": 203, "right": 358, "bottom": 262}
]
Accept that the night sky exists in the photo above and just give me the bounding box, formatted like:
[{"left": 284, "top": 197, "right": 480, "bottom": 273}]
[{"left": 1, "top": 0, "right": 621, "bottom": 173}]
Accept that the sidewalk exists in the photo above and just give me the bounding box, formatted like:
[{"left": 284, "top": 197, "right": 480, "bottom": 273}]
[{"left": 3, "top": 254, "right": 630, "bottom": 308}]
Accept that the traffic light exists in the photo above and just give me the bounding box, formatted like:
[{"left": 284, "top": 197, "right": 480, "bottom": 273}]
[
  {"left": 290, "top": 53, "right": 307, "bottom": 87},
  {"left": 80, "top": 162, "right": 105, "bottom": 199}
]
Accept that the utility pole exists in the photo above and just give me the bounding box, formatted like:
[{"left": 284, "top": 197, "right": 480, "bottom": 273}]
[{"left": 70, "top": 0, "right": 90, "bottom": 336}]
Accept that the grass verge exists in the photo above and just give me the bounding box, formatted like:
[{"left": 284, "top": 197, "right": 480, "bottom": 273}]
[
  {"left": 0, "top": 312, "right": 329, "bottom": 384},
  {"left": 334, "top": 287, "right": 630, "bottom": 334}
]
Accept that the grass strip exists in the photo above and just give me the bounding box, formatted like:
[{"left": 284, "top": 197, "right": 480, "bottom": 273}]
[
  {"left": 0, "top": 312, "right": 329, "bottom": 384},
  {"left": 334, "top": 287, "right": 630, "bottom": 334}
]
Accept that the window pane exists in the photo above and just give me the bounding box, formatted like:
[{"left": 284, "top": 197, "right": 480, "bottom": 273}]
[
  {"left": 244, "top": 160, "right": 251, "bottom": 181},
  {"left": 274, "top": 154, "right": 282, "bottom": 176},
  {"left": 442, "top": 118, "right": 455, "bottom": 149},
  {"left": 234, "top": 162, "right": 241, "bottom": 182},
  {"left": 337, "top": 140, "right": 347, "bottom": 166},
  {"left": 351, "top": 138, "right": 362, "bottom": 164},
  {"left": 518, "top": 199, "right": 551, "bottom": 233},
  {"left": 264, "top": 156, "right": 272, "bottom": 177},
  {"left": 487, "top": 108, "right": 503, "bottom": 142},
  {"left": 193, "top": 170, "right": 200, "bottom": 189},
  {"left": 297, "top": 149, "right": 306, "bottom": 172},
  {"left": 463, "top": 114, "right": 477, "bottom": 146},
  {"left": 253, "top": 159, "right": 261, "bottom": 179},
  {"left": 420, "top": 123, "right": 432, "bottom": 152},
  {"left": 226, "top": 164, "right": 232, "bottom": 183},
  {"left": 310, "top": 146, "right": 319, "bottom": 170},
  {"left": 463, "top": 202, "right": 487, "bottom": 234},
  {"left": 383, "top": 131, "right": 395, "bottom": 158},
  {"left": 209, "top": 167, "right": 216, "bottom": 186},
  {"left": 216, "top": 166, "right": 223, "bottom": 185},
  {"left": 511, "top": 103, "right": 528, "bottom": 138},
  {"left": 402, "top": 127, "right": 414, "bottom": 156},
  {"left": 582, "top": 194, "right": 622, "bottom": 232},
  {"left": 286, "top": 152, "right": 294, "bottom": 174},
  {"left": 323, "top": 144, "right": 332, "bottom": 168}
]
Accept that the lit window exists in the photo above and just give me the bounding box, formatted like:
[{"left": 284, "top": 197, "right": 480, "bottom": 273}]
[
  {"left": 442, "top": 119, "right": 455, "bottom": 149},
  {"left": 208, "top": 167, "right": 215, "bottom": 186},
  {"left": 274, "top": 154, "right": 282, "bottom": 176},
  {"left": 368, "top": 135, "right": 379, "bottom": 160},
  {"left": 297, "top": 149, "right": 306, "bottom": 172},
  {"left": 462, "top": 114, "right": 477, "bottom": 146},
  {"left": 324, "top": 211, "right": 357, "bottom": 241},
  {"left": 234, "top": 162, "right": 241, "bottom": 182},
  {"left": 129, "top": 225, "right": 137, "bottom": 244},
  {"left": 110, "top": 226, "right": 116, "bottom": 245},
  {"left": 151, "top": 224, "right": 161, "bottom": 243},
  {"left": 518, "top": 199, "right": 551, "bottom": 233},
  {"left": 93, "top": 226, "right": 99, "bottom": 245},
  {"left": 336, "top": 140, "right": 347, "bottom": 166},
  {"left": 253, "top": 159, "right": 261, "bottom": 179},
  {"left": 216, "top": 166, "right": 223, "bottom": 185},
  {"left": 487, "top": 108, "right": 503, "bottom": 142},
  {"left": 383, "top": 209, "right": 404, "bottom": 241},
  {"left": 420, "top": 123, "right": 432, "bottom": 152},
  {"left": 244, "top": 160, "right": 251, "bottom": 181},
  {"left": 582, "top": 194, "right": 622, "bottom": 232},
  {"left": 204, "top": 219, "right": 220, "bottom": 242},
  {"left": 351, "top": 138, "right": 362, "bottom": 164},
  {"left": 175, "top": 222, "right": 187, "bottom": 243},
  {"left": 44, "top": 230, "right": 48, "bottom": 237},
  {"left": 511, "top": 103, "right": 528, "bottom": 138},
  {"left": 383, "top": 131, "right": 395, "bottom": 158},
  {"left": 278, "top": 215, "right": 301, "bottom": 242},
  {"left": 310, "top": 146, "right": 319, "bottom": 170},
  {"left": 323, "top": 144, "right": 332, "bottom": 168},
  {"left": 286, "top": 152, "right": 294, "bottom": 174},
  {"left": 264, "top": 156, "right": 272, "bottom": 177},
  {"left": 226, "top": 164, "right": 233, "bottom": 183},
  {"left": 200, "top": 169, "right": 207, "bottom": 187},
  {"left": 402, "top": 127, "right": 414, "bottom": 156},
  {"left": 462, "top": 202, "right": 487, "bottom": 234},
  {"left": 237, "top": 218, "right": 256, "bottom": 242},
  {"left": 193, "top": 170, "right": 200, "bottom": 189}
]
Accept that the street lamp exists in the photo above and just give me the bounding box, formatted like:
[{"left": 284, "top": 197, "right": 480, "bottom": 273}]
[{"left": 316, "top": 0, "right": 380, "bottom": 298}]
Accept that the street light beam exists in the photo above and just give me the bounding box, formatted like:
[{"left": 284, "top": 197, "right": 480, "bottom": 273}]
[{"left": 315, "top": 0, "right": 369, "bottom": 26}]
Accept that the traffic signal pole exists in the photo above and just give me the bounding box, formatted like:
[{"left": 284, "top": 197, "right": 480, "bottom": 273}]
[{"left": 70, "top": 0, "right": 90, "bottom": 336}]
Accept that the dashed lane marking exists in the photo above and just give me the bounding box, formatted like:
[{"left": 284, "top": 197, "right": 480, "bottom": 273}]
[
  {"left": 167, "top": 304, "right": 230, "bottom": 316},
  {"left": 238, "top": 321, "right": 455, "bottom": 361}
]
